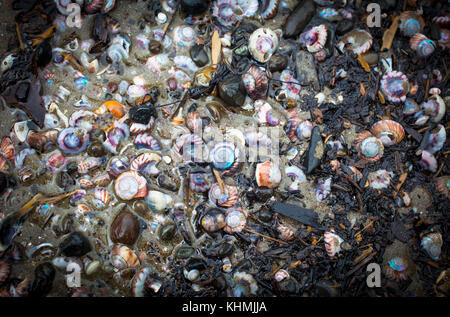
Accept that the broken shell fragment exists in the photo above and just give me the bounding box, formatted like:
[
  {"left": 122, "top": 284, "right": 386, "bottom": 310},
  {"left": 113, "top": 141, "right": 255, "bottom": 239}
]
[{"left": 255, "top": 161, "right": 281, "bottom": 189}]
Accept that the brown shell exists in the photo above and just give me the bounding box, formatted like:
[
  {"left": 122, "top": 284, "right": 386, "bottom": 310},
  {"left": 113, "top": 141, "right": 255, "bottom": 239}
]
[
  {"left": 0, "top": 137, "right": 15, "bottom": 163},
  {"left": 410, "top": 33, "right": 428, "bottom": 50},
  {"left": 371, "top": 120, "right": 405, "bottom": 146},
  {"left": 399, "top": 11, "right": 424, "bottom": 36},
  {"left": 27, "top": 130, "right": 58, "bottom": 151},
  {"left": 435, "top": 176, "right": 450, "bottom": 199}
]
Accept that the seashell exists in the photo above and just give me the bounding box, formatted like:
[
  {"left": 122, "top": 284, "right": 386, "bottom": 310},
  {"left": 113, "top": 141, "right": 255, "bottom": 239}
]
[
  {"left": 69, "top": 110, "right": 95, "bottom": 132},
  {"left": 28, "top": 130, "right": 59, "bottom": 152},
  {"left": 432, "top": 15, "right": 450, "bottom": 27},
  {"left": 102, "top": 0, "right": 116, "bottom": 13},
  {"left": 111, "top": 245, "right": 140, "bottom": 269},
  {"left": 285, "top": 165, "right": 306, "bottom": 191},
  {"left": 421, "top": 233, "right": 443, "bottom": 261},
  {"left": 380, "top": 70, "right": 409, "bottom": 103},
  {"left": 224, "top": 207, "right": 248, "bottom": 234},
  {"left": 242, "top": 66, "right": 270, "bottom": 100},
  {"left": 130, "top": 117, "right": 155, "bottom": 134},
  {"left": 104, "top": 123, "right": 129, "bottom": 154},
  {"left": 370, "top": 120, "right": 405, "bottom": 146},
  {"left": 324, "top": 230, "right": 344, "bottom": 258},
  {"left": 424, "top": 124, "right": 446, "bottom": 154},
  {"left": 130, "top": 152, "right": 161, "bottom": 176},
  {"left": 337, "top": 29, "right": 373, "bottom": 54},
  {"left": 274, "top": 269, "right": 290, "bottom": 282},
  {"left": 1, "top": 137, "right": 15, "bottom": 163},
  {"left": 1, "top": 53, "right": 15, "bottom": 74},
  {"left": 47, "top": 151, "right": 67, "bottom": 172},
  {"left": 368, "top": 170, "right": 393, "bottom": 189},
  {"left": 413, "top": 110, "right": 429, "bottom": 126},
  {"left": 79, "top": 178, "right": 94, "bottom": 189},
  {"left": 318, "top": 8, "right": 342, "bottom": 21},
  {"left": 300, "top": 24, "right": 327, "bottom": 53},
  {"left": 384, "top": 257, "right": 409, "bottom": 281},
  {"left": 44, "top": 113, "right": 61, "bottom": 129},
  {"left": 208, "top": 183, "right": 238, "bottom": 207},
  {"left": 173, "top": 134, "right": 208, "bottom": 162},
  {"left": 92, "top": 187, "right": 110, "bottom": 208},
  {"left": 245, "top": 131, "right": 273, "bottom": 148},
  {"left": 254, "top": 100, "right": 280, "bottom": 126},
  {"left": 77, "top": 156, "right": 106, "bottom": 174},
  {"left": 0, "top": 261, "right": 11, "bottom": 285},
  {"left": 103, "top": 100, "right": 125, "bottom": 118},
  {"left": 348, "top": 166, "right": 363, "bottom": 183},
  {"left": 145, "top": 190, "right": 173, "bottom": 211},
  {"left": 189, "top": 168, "right": 211, "bottom": 193},
  {"left": 0, "top": 156, "right": 8, "bottom": 173},
  {"left": 313, "top": 177, "right": 331, "bottom": 201},
  {"left": 399, "top": 11, "right": 424, "bottom": 37},
  {"left": 255, "top": 161, "right": 281, "bottom": 188},
  {"left": 173, "top": 25, "right": 198, "bottom": 48},
  {"left": 248, "top": 28, "right": 279, "bottom": 63},
  {"left": 107, "top": 156, "right": 129, "bottom": 177},
  {"left": 434, "top": 176, "right": 450, "bottom": 199},
  {"left": 260, "top": 0, "right": 280, "bottom": 20},
  {"left": 213, "top": 0, "right": 242, "bottom": 27},
  {"left": 13, "top": 121, "right": 30, "bottom": 143},
  {"left": 110, "top": 209, "right": 140, "bottom": 245},
  {"left": 419, "top": 150, "right": 437, "bottom": 173},
  {"left": 146, "top": 54, "right": 171, "bottom": 73},
  {"left": 232, "top": 271, "right": 258, "bottom": 297},
  {"left": 107, "top": 35, "right": 131, "bottom": 63},
  {"left": 15, "top": 148, "right": 35, "bottom": 169},
  {"left": 52, "top": 48, "right": 70, "bottom": 67},
  {"left": 209, "top": 142, "right": 240, "bottom": 175},
  {"left": 17, "top": 166, "right": 35, "bottom": 183},
  {"left": 115, "top": 171, "right": 148, "bottom": 200},
  {"left": 57, "top": 128, "right": 89, "bottom": 155},
  {"left": 277, "top": 223, "right": 295, "bottom": 241},
  {"left": 438, "top": 28, "right": 450, "bottom": 49},
  {"left": 200, "top": 207, "right": 226, "bottom": 232},
  {"left": 73, "top": 71, "right": 88, "bottom": 91},
  {"left": 285, "top": 117, "right": 313, "bottom": 142},
  {"left": 92, "top": 173, "right": 112, "bottom": 187},
  {"left": 127, "top": 85, "right": 147, "bottom": 99},
  {"left": 185, "top": 111, "right": 203, "bottom": 133},
  {"left": 280, "top": 69, "right": 301, "bottom": 100},
  {"left": 403, "top": 98, "right": 419, "bottom": 115},
  {"left": 237, "top": 0, "right": 258, "bottom": 17},
  {"left": 174, "top": 55, "right": 199, "bottom": 73},
  {"left": 134, "top": 133, "right": 162, "bottom": 152},
  {"left": 422, "top": 94, "right": 446, "bottom": 123},
  {"left": 410, "top": 33, "right": 436, "bottom": 57}
]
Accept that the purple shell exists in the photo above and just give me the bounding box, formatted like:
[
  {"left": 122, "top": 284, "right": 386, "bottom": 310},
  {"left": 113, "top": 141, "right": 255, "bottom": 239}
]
[{"left": 57, "top": 128, "right": 90, "bottom": 155}]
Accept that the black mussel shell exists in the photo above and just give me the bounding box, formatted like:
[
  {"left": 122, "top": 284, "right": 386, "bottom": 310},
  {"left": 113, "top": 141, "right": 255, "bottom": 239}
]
[
  {"left": 190, "top": 44, "right": 209, "bottom": 67},
  {"left": 180, "top": 0, "right": 210, "bottom": 17},
  {"left": 129, "top": 105, "right": 156, "bottom": 124},
  {"left": 59, "top": 231, "right": 92, "bottom": 257},
  {"left": 218, "top": 74, "right": 246, "bottom": 108},
  {"left": 34, "top": 40, "right": 52, "bottom": 67},
  {"left": 29, "top": 262, "right": 56, "bottom": 297}
]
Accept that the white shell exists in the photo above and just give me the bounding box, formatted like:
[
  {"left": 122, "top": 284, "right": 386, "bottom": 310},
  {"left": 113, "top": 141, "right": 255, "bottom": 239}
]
[
  {"left": 145, "top": 190, "right": 173, "bottom": 211},
  {"left": 248, "top": 28, "right": 279, "bottom": 63}
]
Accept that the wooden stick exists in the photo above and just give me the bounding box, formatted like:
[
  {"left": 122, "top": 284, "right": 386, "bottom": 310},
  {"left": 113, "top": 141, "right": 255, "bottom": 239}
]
[
  {"left": 212, "top": 168, "right": 226, "bottom": 194},
  {"left": 244, "top": 228, "right": 288, "bottom": 245},
  {"left": 16, "top": 23, "right": 24, "bottom": 51},
  {"left": 393, "top": 172, "right": 408, "bottom": 198}
]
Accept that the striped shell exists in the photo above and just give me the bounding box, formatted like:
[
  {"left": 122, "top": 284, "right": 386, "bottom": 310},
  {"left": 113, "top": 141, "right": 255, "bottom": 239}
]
[
  {"left": 285, "top": 117, "right": 313, "bottom": 142},
  {"left": 92, "top": 173, "right": 112, "bottom": 187},
  {"left": 114, "top": 171, "right": 148, "bottom": 200},
  {"left": 130, "top": 152, "right": 161, "bottom": 176},
  {"left": 104, "top": 123, "right": 129, "bottom": 154},
  {"left": 242, "top": 66, "right": 270, "bottom": 100},
  {"left": 224, "top": 207, "right": 248, "bottom": 234},
  {"left": 47, "top": 151, "right": 67, "bottom": 171},
  {"left": 384, "top": 257, "right": 409, "bottom": 281},
  {"left": 111, "top": 245, "right": 140, "bottom": 269},
  {"left": 173, "top": 134, "right": 208, "bottom": 162},
  {"left": 93, "top": 187, "right": 110, "bottom": 208},
  {"left": 79, "top": 178, "right": 94, "bottom": 189},
  {"left": 432, "top": 15, "right": 450, "bottom": 27},
  {"left": 208, "top": 183, "right": 238, "bottom": 207},
  {"left": 421, "top": 233, "right": 443, "bottom": 261},
  {"left": 28, "top": 130, "right": 59, "bottom": 152},
  {"left": 399, "top": 11, "right": 424, "bottom": 37},
  {"left": 255, "top": 161, "right": 281, "bottom": 188},
  {"left": 371, "top": 120, "right": 405, "bottom": 146},
  {"left": 189, "top": 170, "right": 211, "bottom": 193},
  {"left": 410, "top": 33, "right": 436, "bottom": 57},
  {"left": 300, "top": 24, "right": 327, "bottom": 53},
  {"left": 380, "top": 70, "right": 409, "bottom": 103},
  {"left": 254, "top": 100, "right": 280, "bottom": 126},
  {"left": 134, "top": 133, "right": 162, "bottom": 152},
  {"left": 434, "top": 176, "right": 450, "bottom": 199},
  {"left": 419, "top": 150, "right": 437, "bottom": 173},
  {"left": 324, "top": 230, "right": 344, "bottom": 258},
  {"left": 130, "top": 117, "right": 155, "bottom": 134},
  {"left": 354, "top": 131, "right": 384, "bottom": 162},
  {"left": 78, "top": 156, "right": 106, "bottom": 174},
  {"left": 172, "top": 25, "right": 198, "bottom": 48},
  {"left": 260, "top": 0, "right": 280, "bottom": 20},
  {"left": 1, "top": 137, "right": 15, "bottom": 163},
  {"left": 280, "top": 69, "right": 301, "bottom": 100},
  {"left": 277, "top": 223, "right": 295, "bottom": 241},
  {"left": 422, "top": 94, "right": 446, "bottom": 123},
  {"left": 213, "top": 0, "right": 242, "bottom": 27}
]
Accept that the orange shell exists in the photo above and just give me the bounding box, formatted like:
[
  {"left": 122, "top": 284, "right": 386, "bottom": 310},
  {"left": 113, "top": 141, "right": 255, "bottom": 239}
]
[
  {"left": 371, "top": 120, "right": 405, "bottom": 146},
  {"left": 104, "top": 100, "right": 125, "bottom": 118},
  {"left": 255, "top": 161, "right": 281, "bottom": 188}
]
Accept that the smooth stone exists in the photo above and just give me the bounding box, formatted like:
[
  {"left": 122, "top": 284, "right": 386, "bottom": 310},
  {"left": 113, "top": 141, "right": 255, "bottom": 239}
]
[
  {"left": 180, "top": 0, "right": 210, "bottom": 16},
  {"left": 270, "top": 201, "right": 322, "bottom": 229},
  {"left": 87, "top": 141, "right": 106, "bottom": 157},
  {"left": 133, "top": 200, "right": 148, "bottom": 215},
  {"left": 59, "top": 232, "right": 92, "bottom": 257},
  {"left": 29, "top": 262, "right": 56, "bottom": 297},
  {"left": 336, "top": 20, "right": 354, "bottom": 35},
  {"left": 190, "top": 44, "right": 209, "bottom": 67},
  {"left": 176, "top": 246, "right": 195, "bottom": 259},
  {"left": 295, "top": 50, "right": 319, "bottom": 91},
  {"left": 35, "top": 40, "right": 52, "bottom": 67},
  {"left": 110, "top": 210, "right": 140, "bottom": 245},
  {"left": 218, "top": 74, "right": 246, "bottom": 108},
  {"left": 305, "top": 126, "right": 323, "bottom": 174},
  {"left": 269, "top": 54, "right": 288, "bottom": 73},
  {"left": 283, "top": 0, "right": 315, "bottom": 38},
  {"left": 159, "top": 223, "right": 177, "bottom": 242}
]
